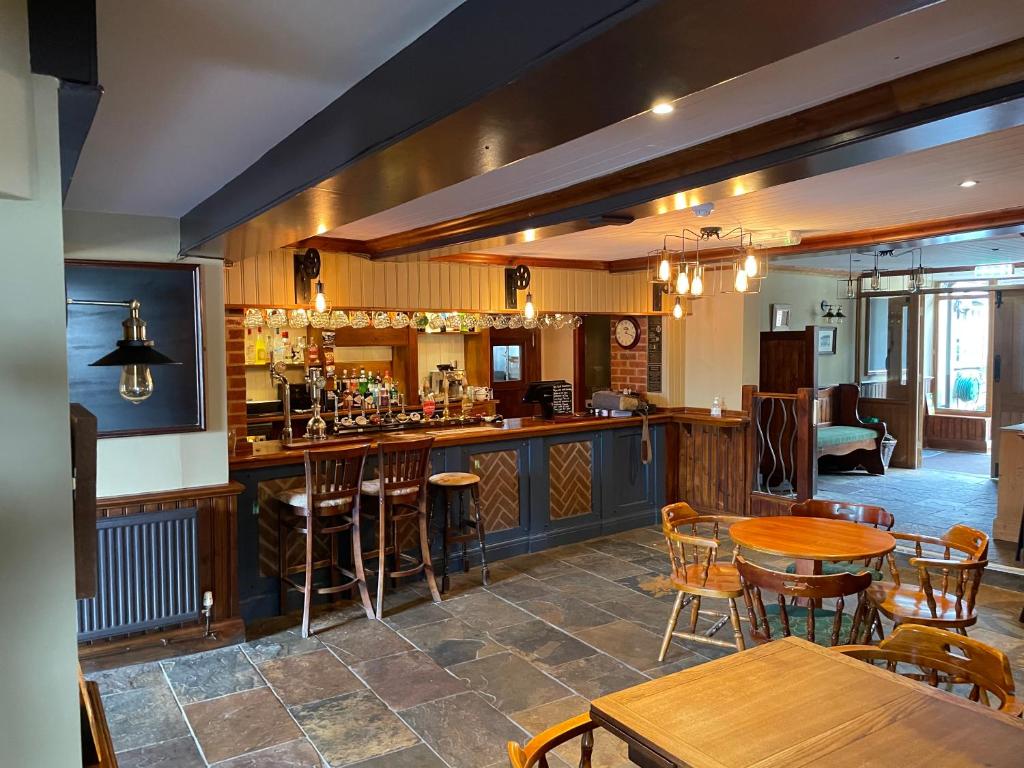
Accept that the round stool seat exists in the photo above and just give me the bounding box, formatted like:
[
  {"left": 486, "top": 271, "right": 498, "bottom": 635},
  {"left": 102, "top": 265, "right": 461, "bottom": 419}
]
[{"left": 428, "top": 472, "right": 480, "bottom": 488}]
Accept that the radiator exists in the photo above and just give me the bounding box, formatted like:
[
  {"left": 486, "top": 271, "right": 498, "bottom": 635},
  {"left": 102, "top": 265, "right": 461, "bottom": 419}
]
[{"left": 77, "top": 507, "right": 200, "bottom": 641}]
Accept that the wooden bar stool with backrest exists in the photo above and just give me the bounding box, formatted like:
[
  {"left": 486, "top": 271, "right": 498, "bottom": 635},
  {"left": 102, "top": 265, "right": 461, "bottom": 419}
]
[
  {"left": 360, "top": 436, "right": 442, "bottom": 618},
  {"left": 736, "top": 555, "right": 871, "bottom": 647},
  {"left": 863, "top": 523, "right": 988, "bottom": 641},
  {"left": 834, "top": 624, "right": 1022, "bottom": 716},
  {"left": 429, "top": 471, "right": 490, "bottom": 593},
  {"left": 507, "top": 712, "right": 596, "bottom": 768},
  {"left": 659, "top": 502, "right": 746, "bottom": 662},
  {"left": 786, "top": 499, "right": 895, "bottom": 581},
  {"left": 274, "top": 444, "right": 374, "bottom": 637}
]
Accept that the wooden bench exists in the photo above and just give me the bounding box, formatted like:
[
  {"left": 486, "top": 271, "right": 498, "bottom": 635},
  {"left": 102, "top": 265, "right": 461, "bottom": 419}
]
[{"left": 817, "top": 384, "right": 887, "bottom": 475}]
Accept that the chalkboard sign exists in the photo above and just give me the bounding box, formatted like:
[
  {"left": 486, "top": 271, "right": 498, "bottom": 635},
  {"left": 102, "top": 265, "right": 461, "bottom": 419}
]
[
  {"left": 551, "top": 381, "right": 573, "bottom": 415},
  {"left": 65, "top": 261, "right": 205, "bottom": 437},
  {"left": 647, "top": 316, "right": 663, "bottom": 394}
]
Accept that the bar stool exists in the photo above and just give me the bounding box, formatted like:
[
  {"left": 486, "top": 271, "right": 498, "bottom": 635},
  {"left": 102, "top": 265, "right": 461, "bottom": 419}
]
[
  {"left": 360, "top": 436, "right": 442, "bottom": 618},
  {"left": 429, "top": 472, "right": 490, "bottom": 593},
  {"left": 274, "top": 444, "right": 374, "bottom": 638}
]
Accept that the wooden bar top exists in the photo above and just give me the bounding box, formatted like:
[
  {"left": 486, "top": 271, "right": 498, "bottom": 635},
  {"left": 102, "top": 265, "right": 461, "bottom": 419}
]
[{"left": 229, "top": 413, "right": 673, "bottom": 469}]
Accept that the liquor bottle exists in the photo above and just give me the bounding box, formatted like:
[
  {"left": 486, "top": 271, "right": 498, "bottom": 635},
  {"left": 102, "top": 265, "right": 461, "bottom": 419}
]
[
  {"left": 254, "top": 326, "right": 268, "bottom": 364},
  {"left": 380, "top": 378, "right": 390, "bottom": 408},
  {"left": 339, "top": 369, "right": 349, "bottom": 396},
  {"left": 293, "top": 335, "right": 305, "bottom": 364},
  {"left": 281, "top": 331, "right": 291, "bottom": 361},
  {"left": 358, "top": 368, "right": 368, "bottom": 397},
  {"left": 245, "top": 328, "right": 255, "bottom": 364},
  {"left": 272, "top": 328, "right": 284, "bottom": 361}
]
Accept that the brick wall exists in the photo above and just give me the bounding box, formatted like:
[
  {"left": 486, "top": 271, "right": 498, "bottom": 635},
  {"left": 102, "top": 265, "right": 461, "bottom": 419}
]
[
  {"left": 225, "top": 309, "right": 250, "bottom": 454},
  {"left": 610, "top": 316, "right": 648, "bottom": 395}
]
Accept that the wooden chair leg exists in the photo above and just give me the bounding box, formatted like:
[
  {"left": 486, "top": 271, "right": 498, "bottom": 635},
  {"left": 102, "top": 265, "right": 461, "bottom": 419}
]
[
  {"left": 375, "top": 498, "right": 387, "bottom": 620},
  {"left": 419, "top": 499, "right": 442, "bottom": 604},
  {"left": 300, "top": 518, "right": 315, "bottom": 638},
  {"left": 728, "top": 599, "right": 745, "bottom": 651},
  {"left": 688, "top": 595, "right": 702, "bottom": 634},
  {"left": 659, "top": 591, "right": 685, "bottom": 662},
  {"left": 351, "top": 506, "right": 375, "bottom": 621},
  {"left": 471, "top": 484, "right": 489, "bottom": 585}
]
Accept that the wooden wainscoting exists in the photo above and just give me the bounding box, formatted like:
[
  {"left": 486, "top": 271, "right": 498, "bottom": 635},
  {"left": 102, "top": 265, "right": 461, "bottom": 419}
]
[
  {"left": 924, "top": 413, "right": 989, "bottom": 453},
  {"left": 79, "top": 482, "right": 245, "bottom": 671},
  {"left": 671, "top": 412, "right": 750, "bottom": 517}
]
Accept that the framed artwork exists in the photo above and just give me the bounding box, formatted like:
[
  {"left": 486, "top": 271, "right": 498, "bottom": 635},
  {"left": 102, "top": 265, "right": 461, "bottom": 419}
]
[
  {"left": 65, "top": 260, "right": 206, "bottom": 437},
  {"left": 770, "top": 303, "right": 791, "bottom": 331},
  {"left": 817, "top": 326, "right": 838, "bottom": 356}
]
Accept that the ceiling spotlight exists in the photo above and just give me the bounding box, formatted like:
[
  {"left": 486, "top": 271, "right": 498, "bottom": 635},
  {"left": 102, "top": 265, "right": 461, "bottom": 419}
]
[
  {"left": 959, "top": 179, "right": 978, "bottom": 188},
  {"left": 651, "top": 102, "right": 674, "bottom": 115}
]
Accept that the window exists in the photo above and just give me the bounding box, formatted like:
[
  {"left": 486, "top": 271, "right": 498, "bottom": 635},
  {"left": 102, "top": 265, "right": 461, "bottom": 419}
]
[
  {"left": 492, "top": 345, "right": 522, "bottom": 382},
  {"left": 936, "top": 295, "right": 988, "bottom": 412},
  {"left": 863, "top": 297, "right": 908, "bottom": 386}
]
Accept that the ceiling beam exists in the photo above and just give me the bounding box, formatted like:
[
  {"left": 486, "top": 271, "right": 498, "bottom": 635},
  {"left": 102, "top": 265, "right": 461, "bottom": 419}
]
[
  {"left": 359, "top": 39, "right": 1024, "bottom": 260},
  {"left": 189, "top": 0, "right": 931, "bottom": 258}
]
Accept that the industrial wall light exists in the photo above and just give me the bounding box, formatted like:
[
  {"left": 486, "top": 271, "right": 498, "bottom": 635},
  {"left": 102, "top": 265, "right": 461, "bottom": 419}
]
[{"left": 66, "top": 298, "right": 179, "bottom": 403}]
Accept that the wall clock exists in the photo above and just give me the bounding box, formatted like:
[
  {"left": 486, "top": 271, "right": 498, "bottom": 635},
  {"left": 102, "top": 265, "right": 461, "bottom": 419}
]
[{"left": 614, "top": 316, "right": 641, "bottom": 349}]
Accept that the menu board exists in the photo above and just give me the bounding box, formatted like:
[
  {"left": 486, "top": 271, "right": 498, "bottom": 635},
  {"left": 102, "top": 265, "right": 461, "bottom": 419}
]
[
  {"left": 647, "top": 316, "right": 663, "bottom": 394},
  {"left": 552, "top": 381, "right": 574, "bottom": 415}
]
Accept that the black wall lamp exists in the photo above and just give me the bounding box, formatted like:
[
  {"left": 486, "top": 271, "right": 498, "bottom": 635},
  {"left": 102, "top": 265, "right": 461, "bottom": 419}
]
[{"left": 66, "top": 298, "right": 179, "bottom": 403}]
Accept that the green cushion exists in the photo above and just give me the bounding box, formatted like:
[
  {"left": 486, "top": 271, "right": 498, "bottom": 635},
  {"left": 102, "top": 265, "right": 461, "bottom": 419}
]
[
  {"left": 817, "top": 425, "right": 876, "bottom": 448},
  {"left": 784, "top": 560, "right": 884, "bottom": 581},
  {"left": 761, "top": 604, "right": 855, "bottom": 646}
]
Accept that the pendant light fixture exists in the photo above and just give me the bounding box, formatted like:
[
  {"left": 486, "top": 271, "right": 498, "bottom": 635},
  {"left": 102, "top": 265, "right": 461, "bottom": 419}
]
[
  {"left": 734, "top": 263, "right": 749, "bottom": 292},
  {"left": 67, "top": 298, "right": 180, "bottom": 403},
  {"left": 672, "top": 296, "right": 684, "bottom": 319},
  {"left": 839, "top": 252, "right": 857, "bottom": 299},
  {"left": 523, "top": 291, "right": 536, "bottom": 320},
  {"left": 743, "top": 246, "right": 759, "bottom": 278},
  {"left": 675, "top": 267, "right": 690, "bottom": 294},
  {"left": 691, "top": 265, "right": 704, "bottom": 296},
  {"left": 870, "top": 251, "right": 883, "bottom": 291},
  {"left": 906, "top": 248, "right": 925, "bottom": 294},
  {"left": 657, "top": 252, "right": 672, "bottom": 282},
  {"left": 313, "top": 280, "right": 328, "bottom": 312}
]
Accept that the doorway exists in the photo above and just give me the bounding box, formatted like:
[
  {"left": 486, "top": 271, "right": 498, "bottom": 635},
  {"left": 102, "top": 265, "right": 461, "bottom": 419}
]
[
  {"left": 489, "top": 328, "right": 541, "bottom": 417},
  {"left": 573, "top": 315, "right": 611, "bottom": 410}
]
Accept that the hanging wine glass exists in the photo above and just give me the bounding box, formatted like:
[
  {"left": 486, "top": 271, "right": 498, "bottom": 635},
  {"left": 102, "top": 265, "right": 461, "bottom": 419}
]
[
  {"left": 243, "top": 308, "right": 264, "bottom": 328},
  {"left": 288, "top": 309, "right": 309, "bottom": 328},
  {"left": 391, "top": 312, "right": 410, "bottom": 329},
  {"left": 328, "top": 310, "right": 349, "bottom": 329},
  {"left": 265, "top": 308, "right": 287, "bottom": 328}
]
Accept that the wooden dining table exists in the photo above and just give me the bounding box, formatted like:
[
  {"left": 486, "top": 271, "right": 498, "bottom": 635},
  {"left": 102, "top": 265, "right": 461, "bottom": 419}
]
[{"left": 590, "top": 636, "right": 1024, "bottom": 768}]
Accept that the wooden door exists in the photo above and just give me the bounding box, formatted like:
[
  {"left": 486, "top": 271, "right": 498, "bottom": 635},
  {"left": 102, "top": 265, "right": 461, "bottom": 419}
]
[
  {"left": 490, "top": 328, "right": 541, "bottom": 417},
  {"left": 991, "top": 290, "right": 1024, "bottom": 477},
  {"left": 759, "top": 326, "right": 817, "bottom": 393}
]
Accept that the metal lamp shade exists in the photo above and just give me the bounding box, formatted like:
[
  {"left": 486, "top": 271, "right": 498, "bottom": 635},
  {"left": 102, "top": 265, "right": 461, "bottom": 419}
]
[{"left": 90, "top": 340, "right": 180, "bottom": 367}]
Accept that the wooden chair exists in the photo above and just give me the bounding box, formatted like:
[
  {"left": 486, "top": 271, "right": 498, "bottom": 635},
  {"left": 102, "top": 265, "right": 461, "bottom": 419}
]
[
  {"left": 507, "top": 712, "right": 595, "bottom": 768},
  {"left": 786, "top": 499, "right": 895, "bottom": 581},
  {"left": 864, "top": 524, "right": 988, "bottom": 640},
  {"left": 834, "top": 624, "right": 1021, "bottom": 716},
  {"left": 274, "top": 444, "right": 374, "bottom": 637},
  {"left": 658, "top": 502, "right": 746, "bottom": 661},
  {"left": 736, "top": 555, "right": 871, "bottom": 647},
  {"left": 360, "top": 436, "right": 442, "bottom": 618}
]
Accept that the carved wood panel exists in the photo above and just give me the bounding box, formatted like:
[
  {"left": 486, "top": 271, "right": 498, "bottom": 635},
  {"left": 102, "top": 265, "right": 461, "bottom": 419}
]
[
  {"left": 469, "top": 450, "right": 521, "bottom": 532},
  {"left": 549, "top": 441, "right": 593, "bottom": 520}
]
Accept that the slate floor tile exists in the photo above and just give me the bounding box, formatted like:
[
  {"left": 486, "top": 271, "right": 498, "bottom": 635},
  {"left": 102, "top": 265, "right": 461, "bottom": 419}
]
[
  {"left": 518, "top": 592, "right": 619, "bottom": 633},
  {"left": 88, "top": 661, "right": 165, "bottom": 695},
  {"left": 489, "top": 619, "right": 596, "bottom": 671},
  {"left": 593, "top": 594, "right": 676, "bottom": 634},
  {"left": 583, "top": 537, "right": 664, "bottom": 562},
  {"left": 563, "top": 551, "right": 652, "bottom": 579},
  {"left": 486, "top": 574, "right": 560, "bottom": 603},
  {"left": 163, "top": 647, "right": 263, "bottom": 705},
  {"left": 317, "top": 617, "right": 413, "bottom": 662},
  {"left": 352, "top": 649, "right": 466, "bottom": 709},
  {"left": 548, "top": 652, "right": 648, "bottom": 698},
  {"left": 103, "top": 686, "right": 189, "bottom": 752},
  {"left": 512, "top": 695, "right": 632, "bottom": 768},
  {"left": 343, "top": 743, "right": 448, "bottom": 768},
  {"left": 440, "top": 591, "right": 533, "bottom": 631},
  {"left": 542, "top": 569, "right": 641, "bottom": 604},
  {"left": 185, "top": 687, "right": 301, "bottom": 764},
  {"left": 449, "top": 651, "right": 573, "bottom": 714},
  {"left": 574, "top": 620, "right": 673, "bottom": 672},
  {"left": 210, "top": 738, "right": 323, "bottom": 767},
  {"left": 506, "top": 553, "right": 580, "bottom": 579},
  {"left": 258, "top": 648, "right": 363, "bottom": 706},
  {"left": 116, "top": 736, "right": 205, "bottom": 768},
  {"left": 291, "top": 689, "right": 418, "bottom": 766},
  {"left": 399, "top": 617, "right": 506, "bottom": 667},
  {"left": 401, "top": 691, "right": 529, "bottom": 768},
  {"left": 380, "top": 594, "right": 450, "bottom": 630},
  {"left": 242, "top": 630, "right": 323, "bottom": 665}
]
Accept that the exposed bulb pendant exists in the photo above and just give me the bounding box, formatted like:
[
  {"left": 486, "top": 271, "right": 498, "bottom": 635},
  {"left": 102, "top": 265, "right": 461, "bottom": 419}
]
[
  {"left": 870, "top": 269, "right": 881, "bottom": 291},
  {"left": 675, "top": 267, "right": 689, "bottom": 295},
  {"left": 743, "top": 249, "right": 758, "bottom": 278},
  {"left": 523, "top": 291, "right": 536, "bottom": 320},
  {"left": 658, "top": 255, "right": 671, "bottom": 282},
  {"left": 691, "top": 267, "right": 704, "bottom": 297},
  {"left": 672, "top": 296, "right": 683, "bottom": 319},
  {"left": 734, "top": 265, "right": 749, "bottom": 293},
  {"left": 313, "top": 280, "right": 328, "bottom": 313}
]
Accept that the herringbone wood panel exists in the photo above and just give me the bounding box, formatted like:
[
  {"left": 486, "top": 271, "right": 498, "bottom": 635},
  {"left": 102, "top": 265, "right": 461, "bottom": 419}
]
[
  {"left": 470, "top": 450, "right": 521, "bottom": 532},
  {"left": 549, "top": 441, "right": 593, "bottom": 520},
  {"left": 257, "top": 480, "right": 330, "bottom": 578}
]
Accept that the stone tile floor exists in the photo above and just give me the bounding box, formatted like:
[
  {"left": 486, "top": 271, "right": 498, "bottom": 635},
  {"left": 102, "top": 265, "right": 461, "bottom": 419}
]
[
  {"left": 817, "top": 463, "right": 1021, "bottom": 567},
  {"left": 89, "top": 525, "right": 1024, "bottom": 768}
]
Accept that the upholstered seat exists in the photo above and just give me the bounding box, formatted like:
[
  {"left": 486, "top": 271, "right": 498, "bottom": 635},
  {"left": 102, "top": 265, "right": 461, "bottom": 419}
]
[
  {"left": 360, "top": 478, "right": 421, "bottom": 497},
  {"left": 817, "top": 425, "right": 877, "bottom": 449},
  {"left": 785, "top": 560, "right": 885, "bottom": 581},
  {"left": 273, "top": 479, "right": 354, "bottom": 511},
  {"left": 762, "top": 604, "right": 855, "bottom": 647},
  {"left": 670, "top": 562, "right": 743, "bottom": 598}
]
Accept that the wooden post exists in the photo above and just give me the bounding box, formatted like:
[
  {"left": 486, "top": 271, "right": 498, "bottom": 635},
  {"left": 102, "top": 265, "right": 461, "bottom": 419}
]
[{"left": 796, "top": 388, "right": 816, "bottom": 501}]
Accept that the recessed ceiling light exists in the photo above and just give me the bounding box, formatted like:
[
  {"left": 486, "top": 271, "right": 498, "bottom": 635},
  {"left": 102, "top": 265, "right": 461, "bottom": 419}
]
[
  {"left": 959, "top": 179, "right": 978, "bottom": 188},
  {"left": 651, "top": 102, "right": 674, "bottom": 115}
]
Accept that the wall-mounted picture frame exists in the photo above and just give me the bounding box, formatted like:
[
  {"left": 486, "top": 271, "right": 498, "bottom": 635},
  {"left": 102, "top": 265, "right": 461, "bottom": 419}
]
[
  {"left": 817, "top": 326, "right": 838, "bottom": 356},
  {"left": 770, "top": 303, "right": 791, "bottom": 331},
  {"left": 65, "top": 260, "right": 206, "bottom": 438}
]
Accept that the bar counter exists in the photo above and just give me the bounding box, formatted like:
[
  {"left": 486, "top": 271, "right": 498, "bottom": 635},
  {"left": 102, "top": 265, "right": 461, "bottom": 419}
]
[{"left": 230, "top": 413, "right": 674, "bottom": 620}]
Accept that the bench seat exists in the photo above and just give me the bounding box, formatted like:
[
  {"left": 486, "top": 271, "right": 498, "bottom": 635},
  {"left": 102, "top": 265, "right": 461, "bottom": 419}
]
[
  {"left": 817, "top": 425, "right": 878, "bottom": 451},
  {"left": 816, "top": 384, "right": 886, "bottom": 475}
]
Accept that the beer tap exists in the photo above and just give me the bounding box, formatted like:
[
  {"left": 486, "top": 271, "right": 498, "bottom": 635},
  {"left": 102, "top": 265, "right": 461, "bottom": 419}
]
[
  {"left": 304, "top": 367, "right": 328, "bottom": 440},
  {"left": 270, "top": 360, "right": 293, "bottom": 443}
]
